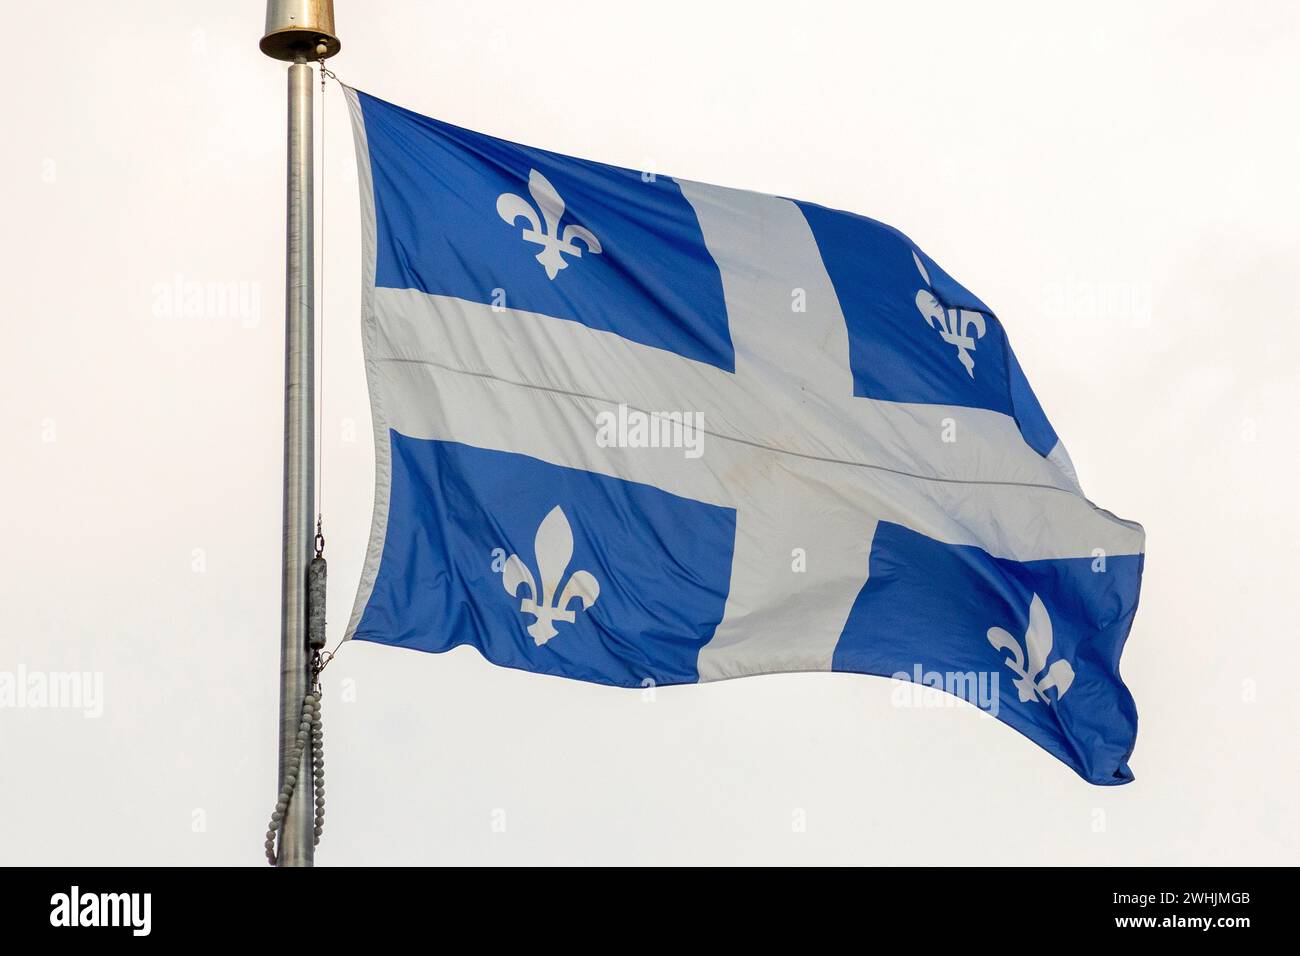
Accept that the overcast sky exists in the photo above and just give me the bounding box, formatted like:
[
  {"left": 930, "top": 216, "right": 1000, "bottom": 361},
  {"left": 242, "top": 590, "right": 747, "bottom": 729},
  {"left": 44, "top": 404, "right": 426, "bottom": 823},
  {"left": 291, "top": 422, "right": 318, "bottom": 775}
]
[{"left": 2, "top": 0, "right": 1297, "bottom": 865}]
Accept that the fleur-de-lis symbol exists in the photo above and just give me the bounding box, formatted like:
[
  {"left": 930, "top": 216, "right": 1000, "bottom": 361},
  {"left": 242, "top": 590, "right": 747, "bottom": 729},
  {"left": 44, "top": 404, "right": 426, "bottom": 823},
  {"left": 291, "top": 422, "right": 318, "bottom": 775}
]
[
  {"left": 987, "top": 594, "right": 1075, "bottom": 704},
  {"left": 500, "top": 506, "right": 600, "bottom": 645},
  {"left": 496, "top": 169, "right": 602, "bottom": 280},
  {"left": 913, "top": 251, "right": 986, "bottom": 378}
]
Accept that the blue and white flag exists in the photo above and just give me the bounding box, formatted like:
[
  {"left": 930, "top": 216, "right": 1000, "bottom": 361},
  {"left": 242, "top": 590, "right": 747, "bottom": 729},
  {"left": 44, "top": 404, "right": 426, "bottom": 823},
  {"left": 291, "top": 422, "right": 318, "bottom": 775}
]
[{"left": 342, "top": 88, "right": 1146, "bottom": 785}]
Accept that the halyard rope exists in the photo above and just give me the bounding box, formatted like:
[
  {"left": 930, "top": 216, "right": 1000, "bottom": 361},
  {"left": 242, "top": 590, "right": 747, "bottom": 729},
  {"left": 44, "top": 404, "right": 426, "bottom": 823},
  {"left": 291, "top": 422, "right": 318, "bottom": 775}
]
[{"left": 264, "top": 672, "right": 325, "bottom": 864}]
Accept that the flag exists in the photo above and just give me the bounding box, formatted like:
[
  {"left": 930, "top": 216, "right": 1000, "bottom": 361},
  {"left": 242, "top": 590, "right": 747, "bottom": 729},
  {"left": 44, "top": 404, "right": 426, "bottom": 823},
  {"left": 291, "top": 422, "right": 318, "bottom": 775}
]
[{"left": 341, "top": 87, "right": 1145, "bottom": 785}]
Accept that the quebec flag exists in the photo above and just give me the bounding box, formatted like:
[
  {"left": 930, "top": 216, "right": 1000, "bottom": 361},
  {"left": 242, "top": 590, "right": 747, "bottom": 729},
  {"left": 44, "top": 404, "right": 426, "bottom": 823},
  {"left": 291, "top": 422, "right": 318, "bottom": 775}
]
[{"left": 343, "top": 87, "right": 1146, "bottom": 785}]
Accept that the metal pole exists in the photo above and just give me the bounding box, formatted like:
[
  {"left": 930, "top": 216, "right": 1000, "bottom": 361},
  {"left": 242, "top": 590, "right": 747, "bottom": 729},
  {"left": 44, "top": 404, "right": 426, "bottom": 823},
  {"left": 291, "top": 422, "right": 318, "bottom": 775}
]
[
  {"left": 278, "top": 54, "right": 315, "bottom": 868},
  {"left": 261, "top": 0, "right": 340, "bottom": 869}
]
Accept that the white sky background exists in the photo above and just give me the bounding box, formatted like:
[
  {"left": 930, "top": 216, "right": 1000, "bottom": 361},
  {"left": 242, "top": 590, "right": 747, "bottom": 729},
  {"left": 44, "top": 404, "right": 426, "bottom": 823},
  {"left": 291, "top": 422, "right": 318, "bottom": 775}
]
[{"left": 2, "top": 0, "right": 1297, "bottom": 865}]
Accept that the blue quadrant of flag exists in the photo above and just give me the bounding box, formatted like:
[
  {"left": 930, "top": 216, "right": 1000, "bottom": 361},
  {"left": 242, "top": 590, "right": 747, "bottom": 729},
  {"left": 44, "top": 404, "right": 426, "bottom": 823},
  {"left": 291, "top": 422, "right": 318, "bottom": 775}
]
[
  {"left": 355, "top": 436, "right": 736, "bottom": 688},
  {"left": 359, "top": 91, "right": 734, "bottom": 371}
]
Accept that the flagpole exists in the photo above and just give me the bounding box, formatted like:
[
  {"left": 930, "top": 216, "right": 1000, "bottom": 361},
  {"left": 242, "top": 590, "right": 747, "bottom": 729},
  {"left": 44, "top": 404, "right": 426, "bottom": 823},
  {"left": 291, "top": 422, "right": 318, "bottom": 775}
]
[{"left": 260, "top": 0, "right": 340, "bottom": 868}]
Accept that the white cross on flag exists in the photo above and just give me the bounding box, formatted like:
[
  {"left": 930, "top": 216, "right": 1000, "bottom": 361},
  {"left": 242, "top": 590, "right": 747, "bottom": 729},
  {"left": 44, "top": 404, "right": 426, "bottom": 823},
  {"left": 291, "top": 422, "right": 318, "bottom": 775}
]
[{"left": 342, "top": 87, "right": 1146, "bottom": 784}]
